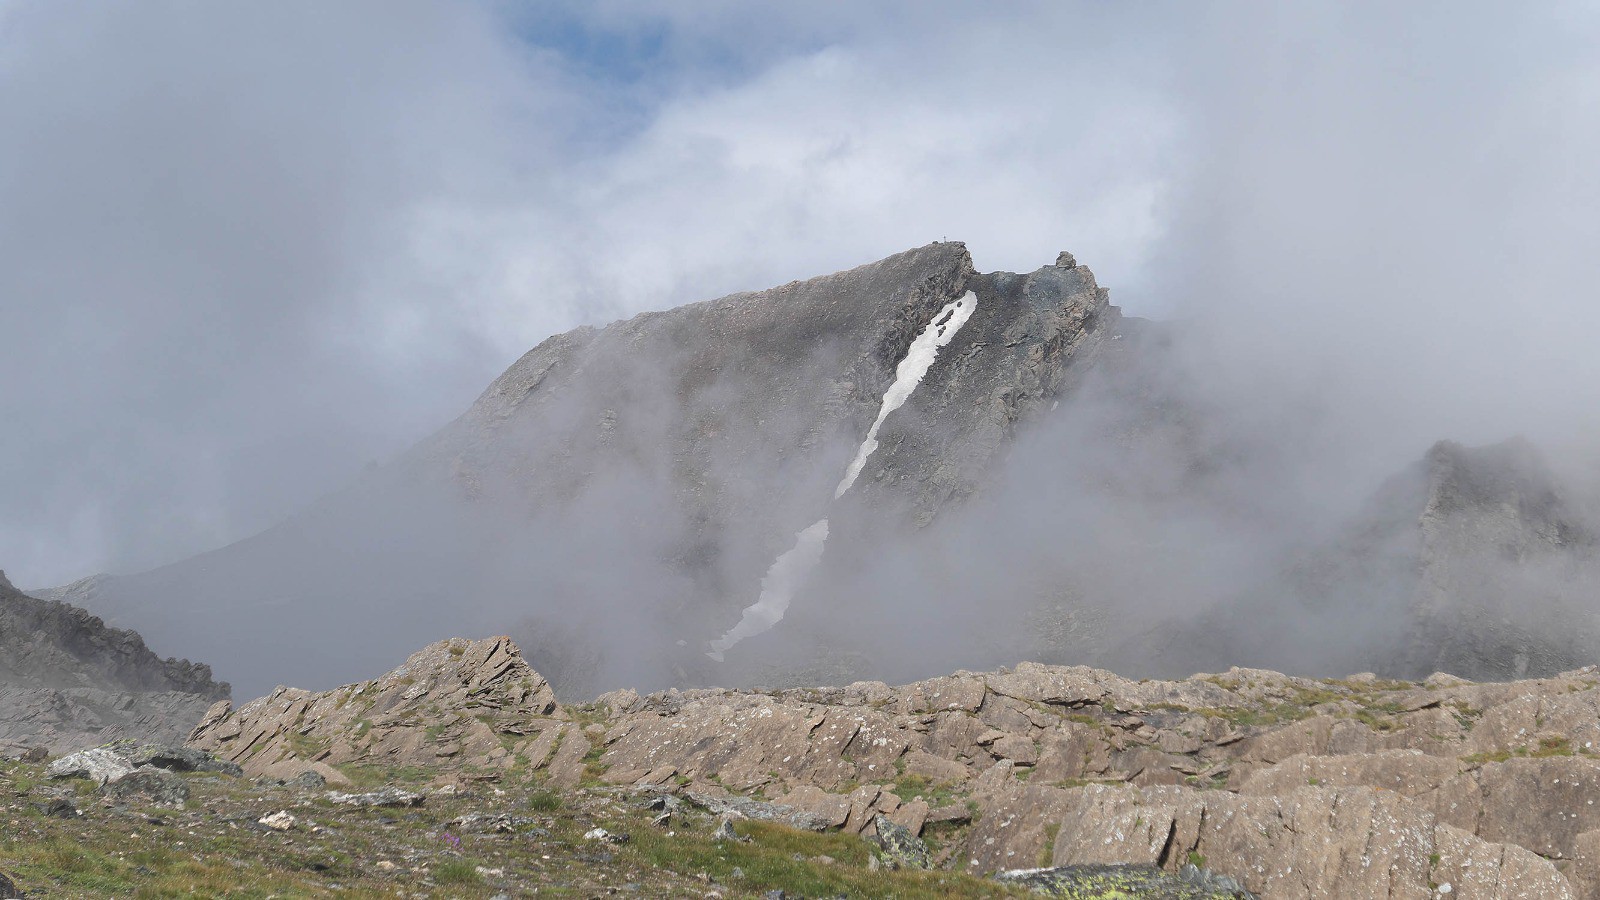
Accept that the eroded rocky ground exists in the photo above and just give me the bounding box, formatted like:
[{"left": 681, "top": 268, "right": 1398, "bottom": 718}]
[
  {"left": 11, "top": 636, "right": 1600, "bottom": 897},
  {"left": 1, "top": 749, "right": 1042, "bottom": 899}
]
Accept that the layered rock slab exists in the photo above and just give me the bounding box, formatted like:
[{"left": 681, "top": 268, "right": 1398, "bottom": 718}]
[{"left": 188, "top": 636, "right": 562, "bottom": 784}]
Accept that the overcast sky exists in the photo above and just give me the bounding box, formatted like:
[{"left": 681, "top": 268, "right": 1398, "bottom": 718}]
[{"left": 3, "top": 1, "right": 1598, "bottom": 587}]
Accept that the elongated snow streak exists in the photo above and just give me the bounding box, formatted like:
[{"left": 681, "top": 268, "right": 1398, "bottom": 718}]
[
  {"left": 706, "top": 519, "right": 829, "bottom": 662},
  {"left": 707, "top": 291, "right": 978, "bottom": 661},
  {"left": 834, "top": 291, "right": 978, "bottom": 498}
]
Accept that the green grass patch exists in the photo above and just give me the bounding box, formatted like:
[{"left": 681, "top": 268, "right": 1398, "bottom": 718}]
[
  {"left": 1038, "top": 822, "right": 1059, "bottom": 868},
  {"left": 889, "top": 774, "right": 965, "bottom": 808},
  {"left": 526, "top": 789, "right": 562, "bottom": 812},
  {"left": 622, "top": 818, "right": 1027, "bottom": 899},
  {"left": 433, "top": 858, "right": 482, "bottom": 885}
]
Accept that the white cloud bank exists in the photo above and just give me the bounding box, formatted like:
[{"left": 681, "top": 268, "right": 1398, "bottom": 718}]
[{"left": 3, "top": 1, "right": 1599, "bottom": 587}]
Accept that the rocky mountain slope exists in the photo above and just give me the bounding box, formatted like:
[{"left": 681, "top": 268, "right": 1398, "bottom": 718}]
[
  {"left": 40, "top": 243, "right": 1118, "bottom": 698},
  {"left": 32, "top": 242, "right": 1600, "bottom": 699},
  {"left": 1130, "top": 436, "right": 1600, "bottom": 685},
  {"left": 180, "top": 635, "right": 1600, "bottom": 899},
  {"left": 0, "top": 568, "right": 226, "bottom": 754}
]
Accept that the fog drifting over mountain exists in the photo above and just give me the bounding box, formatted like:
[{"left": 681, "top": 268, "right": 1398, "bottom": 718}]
[{"left": 4, "top": 0, "right": 1599, "bottom": 609}]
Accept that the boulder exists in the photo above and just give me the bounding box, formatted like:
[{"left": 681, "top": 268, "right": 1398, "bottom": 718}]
[
  {"left": 259, "top": 810, "right": 296, "bottom": 831},
  {"left": 772, "top": 786, "right": 853, "bottom": 829},
  {"left": 870, "top": 814, "right": 931, "bottom": 870},
  {"left": 900, "top": 750, "right": 971, "bottom": 783},
  {"left": 684, "top": 791, "right": 835, "bottom": 832},
  {"left": 47, "top": 748, "right": 136, "bottom": 785},
  {"left": 326, "top": 788, "right": 424, "bottom": 808},
  {"left": 100, "top": 768, "right": 190, "bottom": 807},
  {"left": 127, "top": 745, "right": 242, "bottom": 776},
  {"left": 986, "top": 663, "right": 1110, "bottom": 707},
  {"left": 37, "top": 797, "right": 79, "bottom": 818},
  {"left": 1235, "top": 750, "right": 1460, "bottom": 798},
  {"left": 1014, "top": 783, "right": 1576, "bottom": 899}
]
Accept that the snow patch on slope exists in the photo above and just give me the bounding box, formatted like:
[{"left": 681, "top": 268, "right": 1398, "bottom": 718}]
[
  {"left": 835, "top": 292, "right": 977, "bottom": 498},
  {"left": 707, "top": 291, "right": 978, "bottom": 660},
  {"left": 707, "top": 518, "right": 829, "bottom": 662}
]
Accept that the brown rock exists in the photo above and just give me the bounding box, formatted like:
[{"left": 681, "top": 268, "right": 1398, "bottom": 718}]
[
  {"left": 888, "top": 798, "right": 929, "bottom": 835},
  {"left": 900, "top": 750, "right": 970, "bottom": 783},
  {"left": 1034, "top": 783, "right": 1576, "bottom": 899},
  {"left": 1431, "top": 756, "right": 1600, "bottom": 862},
  {"left": 773, "top": 786, "right": 852, "bottom": 829},
  {"left": 988, "top": 733, "right": 1039, "bottom": 765},
  {"left": 187, "top": 637, "right": 560, "bottom": 781},
  {"left": 1236, "top": 750, "right": 1461, "bottom": 798},
  {"left": 546, "top": 725, "right": 591, "bottom": 790},
  {"left": 986, "top": 663, "right": 1110, "bottom": 707},
  {"left": 961, "top": 781, "right": 1077, "bottom": 873}
]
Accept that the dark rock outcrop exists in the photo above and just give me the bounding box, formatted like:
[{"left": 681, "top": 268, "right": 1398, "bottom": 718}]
[
  {"left": 0, "top": 571, "right": 227, "bottom": 752},
  {"left": 99, "top": 767, "right": 190, "bottom": 807}
]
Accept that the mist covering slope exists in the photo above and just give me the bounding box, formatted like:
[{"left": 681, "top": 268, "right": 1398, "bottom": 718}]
[
  {"left": 37, "top": 243, "right": 1600, "bottom": 699},
  {"left": 46, "top": 244, "right": 1116, "bottom": 697}
]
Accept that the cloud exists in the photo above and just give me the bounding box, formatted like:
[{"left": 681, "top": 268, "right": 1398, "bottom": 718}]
[
  {"left": 5, "top": 0, "right": 1600, "bottom": 599},
  {"left": 0, "top": 1, "right": 1181, "bottom": 586},
  {"left": 0, "top": 1, "right": 572, "bottom": 583},
  {"left": 1148, "top": 2, "right": 1600, "bottom": 486}
]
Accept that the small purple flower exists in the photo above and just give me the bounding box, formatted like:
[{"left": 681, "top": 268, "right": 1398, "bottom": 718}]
[{"left": 439, "top": 831, "right": 461, "bottom": 850}]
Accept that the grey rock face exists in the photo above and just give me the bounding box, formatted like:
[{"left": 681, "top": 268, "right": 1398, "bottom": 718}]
[
  {"left": 0, "top": 576, "right": 224, "bottom": 696},
  {"left": 1162, "top": 436, "right": 1600, "bottom": 683},
  {"left": 1402, "top": 438, "right": 1599, "bottom": 679},
  {"left": 32, "top": 239, "right": 1597, "bottom": 693},
  {"left": 100, "top": 767, "right": 190, "bottom": 807},
  {"left": 47, "top": 748, "right": 135, "bottom": 785}
]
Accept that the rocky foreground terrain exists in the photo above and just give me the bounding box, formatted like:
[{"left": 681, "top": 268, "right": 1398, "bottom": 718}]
[
  {"left": 9, "top": 635, "right": 1600, "bottom": 898},
  {"left": 0, "top": 570, "right": 226, "bottom": 756}
]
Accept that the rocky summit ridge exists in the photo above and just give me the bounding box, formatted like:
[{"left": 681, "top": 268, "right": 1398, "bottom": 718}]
[
  {"left": 27, "top": 240, "right": 1600, "bottom": 715},
  {"left": 0, "top": 568, "right": 227, "bottom": 755},
  {"left": 181, "top": 635, "right": 1600, "bottom": 898},
  {"left": 39, "top": 242, "right": 1600, "bottom": 707},
  {"left": 45, "top": 242, "right": 1120, "bottom": 699}
]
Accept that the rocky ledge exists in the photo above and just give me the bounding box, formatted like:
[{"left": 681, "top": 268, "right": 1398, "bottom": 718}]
[
  {"left": 179, "top": 637, "right": 1600, "bottom": 898},
  {"left": 187, "top": 636, "right": 560, "bottom": 787}
]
